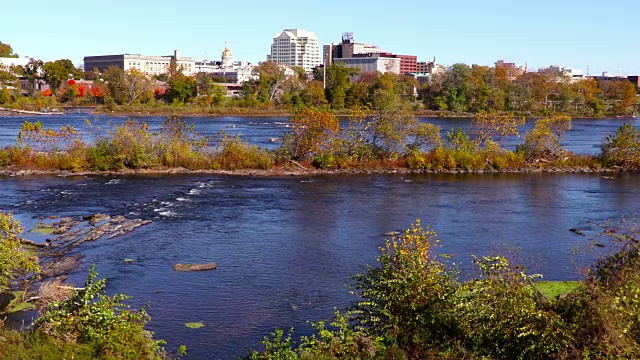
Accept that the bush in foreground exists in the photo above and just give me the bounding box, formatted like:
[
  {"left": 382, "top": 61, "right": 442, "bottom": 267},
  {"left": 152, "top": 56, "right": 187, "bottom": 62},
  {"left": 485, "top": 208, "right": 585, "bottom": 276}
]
[{"left": 248, "top": 219, "right": 640, "bottom": 359}]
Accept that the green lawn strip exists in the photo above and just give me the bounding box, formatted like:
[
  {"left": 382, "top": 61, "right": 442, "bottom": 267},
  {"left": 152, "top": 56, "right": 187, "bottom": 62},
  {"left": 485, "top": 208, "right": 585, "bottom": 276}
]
[
  {"left": 5, "top": 291, "right": 36, "bottom": 314},
  {"left": 185, "top": 322, "right": 205, "bottom": 329},
  {"left": 534, "top": 281, "right": 581, "bottom": 300}
]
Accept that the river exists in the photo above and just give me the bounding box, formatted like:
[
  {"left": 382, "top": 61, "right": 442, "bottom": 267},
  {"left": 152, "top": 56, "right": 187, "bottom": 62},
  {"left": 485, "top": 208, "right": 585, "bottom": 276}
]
[{"left": 1, "top": 113, "right": 640, "bottom": 359}]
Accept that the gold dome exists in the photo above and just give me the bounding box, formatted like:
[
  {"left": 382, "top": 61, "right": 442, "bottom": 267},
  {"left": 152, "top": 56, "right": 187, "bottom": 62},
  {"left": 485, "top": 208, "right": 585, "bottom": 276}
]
[{"left": 221, "top": 40, "right": 232, "bottom": 57}]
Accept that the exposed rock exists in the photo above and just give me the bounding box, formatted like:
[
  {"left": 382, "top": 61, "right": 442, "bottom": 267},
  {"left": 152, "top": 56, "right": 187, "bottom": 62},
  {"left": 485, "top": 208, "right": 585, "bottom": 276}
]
[
  {"left": 84, "top": 213, "right": 111, "bottom": 225},
  {"left": 570, "top": 228, "right": 586, "bottom": 236},
  {"left": 0, "top": 292, "right": 16, "bottom": 312},
  {"left": 41, "top": 254, "right": 84, "bottom": 278},
  {"left": 172, "top": 263, "right": 217, "bottom": 272}
]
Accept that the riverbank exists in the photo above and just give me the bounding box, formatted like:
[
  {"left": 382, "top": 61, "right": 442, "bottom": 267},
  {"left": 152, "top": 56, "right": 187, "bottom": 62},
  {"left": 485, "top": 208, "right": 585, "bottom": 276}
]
[
  {"left": 0, "top": 164, "right": 632, "bottom": 178},
  {"left": 0, "top": 107, "right": 64, "bottom": 116}
]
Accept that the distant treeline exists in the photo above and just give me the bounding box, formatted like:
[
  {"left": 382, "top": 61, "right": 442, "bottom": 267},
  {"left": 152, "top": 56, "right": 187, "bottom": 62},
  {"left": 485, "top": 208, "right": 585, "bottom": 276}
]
[{"left": 2, "top": 52, "right": 638, "bottom": 117}]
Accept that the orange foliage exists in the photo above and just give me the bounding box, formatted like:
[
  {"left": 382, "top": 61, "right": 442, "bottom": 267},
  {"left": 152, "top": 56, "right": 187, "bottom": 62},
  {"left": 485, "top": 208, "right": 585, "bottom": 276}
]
[
  {"left": 42, "top": 89, "right": 52, "bottom": 97},
  {"left": 285, "top": 107, "right": 339, "bottom": 160},
  {"left": 77, "top": 84, "right": 87, "bottom": 98},
  {"left": 91, "top": 85, "right": 104, "bottom": 98},
  {"left": 154, "top": 87, "right": 166, "bottom": 97}
]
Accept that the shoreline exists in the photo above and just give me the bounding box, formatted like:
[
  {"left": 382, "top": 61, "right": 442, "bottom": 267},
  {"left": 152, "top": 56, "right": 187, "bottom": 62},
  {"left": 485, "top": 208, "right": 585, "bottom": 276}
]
[
  {"left": 0, "top": 165, "right": 631, "bottom": 178},
  {"left": 3, "top": 106, "right": 634, "bottom": 120}
]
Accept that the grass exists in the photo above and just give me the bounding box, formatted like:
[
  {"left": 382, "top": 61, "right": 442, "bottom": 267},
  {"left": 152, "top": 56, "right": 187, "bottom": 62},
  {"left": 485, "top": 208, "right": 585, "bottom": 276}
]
[
  {"left": 534, "top": 281, "right": 580, "bottom": 300},
  {"left": 3, "top": 291, "right": 36, "bottom": 314},
  {"left": 184, "top": 322, "right": 205, "bottom": 329}
]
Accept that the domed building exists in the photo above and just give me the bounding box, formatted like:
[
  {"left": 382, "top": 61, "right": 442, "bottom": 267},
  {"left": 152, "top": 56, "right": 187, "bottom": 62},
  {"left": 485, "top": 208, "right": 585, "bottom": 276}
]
[{"left": 221, "top": 40, "right": 233, "bottom": 67}]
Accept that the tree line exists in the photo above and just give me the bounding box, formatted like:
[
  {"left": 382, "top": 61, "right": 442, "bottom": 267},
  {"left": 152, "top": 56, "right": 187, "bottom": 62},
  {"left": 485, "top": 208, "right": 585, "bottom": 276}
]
[{"left": 2, "top": 35, "right": 637, "bottom": 116}]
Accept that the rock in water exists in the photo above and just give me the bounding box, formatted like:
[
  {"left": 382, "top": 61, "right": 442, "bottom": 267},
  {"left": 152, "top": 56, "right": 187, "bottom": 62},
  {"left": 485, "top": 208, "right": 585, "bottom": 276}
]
[{"left": 172, "top": 263, "right": 217, "bottom": 272}]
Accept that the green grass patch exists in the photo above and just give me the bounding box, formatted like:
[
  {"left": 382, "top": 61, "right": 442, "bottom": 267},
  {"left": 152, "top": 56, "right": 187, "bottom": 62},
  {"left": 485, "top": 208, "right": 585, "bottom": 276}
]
[
  {"left": 4, "top": 291, "right": 36, "bottom": 314},
  {"left": 185, "top": 322, "right": 205, "bottom": 329},
  {"left": 29, "top": 226, "right": 56, "bottom": 235},
  {"left": 535, "top": 281, "right": 580, "bottom": 299}
]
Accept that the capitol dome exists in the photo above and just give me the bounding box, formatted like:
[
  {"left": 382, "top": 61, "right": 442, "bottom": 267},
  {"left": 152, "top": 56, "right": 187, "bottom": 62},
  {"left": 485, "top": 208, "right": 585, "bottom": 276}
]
[{"left": 221, "top": 40, "right": 233, "bottom": 66}]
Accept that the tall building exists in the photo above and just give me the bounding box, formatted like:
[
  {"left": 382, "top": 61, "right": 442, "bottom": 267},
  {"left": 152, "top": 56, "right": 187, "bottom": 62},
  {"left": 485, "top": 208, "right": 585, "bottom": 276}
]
[
  {"left": 324, "top": 33, "right": 417, "bottom": 75},
  {"left": 84, "top": 50, "right": 195, "bottom": 77},
  {"left": 266, "top": 29, "right": 321, "bottom": 72},
  {"left": 323, "top": 32, "right": 385, "bottom": 65}
]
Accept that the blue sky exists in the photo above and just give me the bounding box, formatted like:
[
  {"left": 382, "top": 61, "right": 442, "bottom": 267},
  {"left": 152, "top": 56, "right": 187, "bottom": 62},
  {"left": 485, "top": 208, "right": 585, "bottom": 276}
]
[{"left": 2, "top": 0, "right": 639, "bottom": 75}]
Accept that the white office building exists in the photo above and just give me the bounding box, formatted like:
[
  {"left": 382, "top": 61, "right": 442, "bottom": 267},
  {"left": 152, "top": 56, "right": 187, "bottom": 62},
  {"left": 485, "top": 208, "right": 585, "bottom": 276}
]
[
  {"left": 84, "top": 50, "right": 195, "bottom": 77},
  {"left": 266, "top": 29, "right": 321, "bottom": 72},
  {"left": 334, "top": 55, "right": 401, "bottom": 75}
]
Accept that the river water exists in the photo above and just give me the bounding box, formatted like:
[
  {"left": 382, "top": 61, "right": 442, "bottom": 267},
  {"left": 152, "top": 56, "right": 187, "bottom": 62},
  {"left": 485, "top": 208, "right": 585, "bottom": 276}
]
[{"left": 1, "top": 113, "right": 640, "bottom": 359}]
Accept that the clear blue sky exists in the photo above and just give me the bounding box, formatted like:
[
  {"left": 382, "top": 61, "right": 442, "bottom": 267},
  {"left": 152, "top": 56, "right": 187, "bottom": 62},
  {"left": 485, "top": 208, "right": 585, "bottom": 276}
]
[{"left": 2, "top": 0, "right": 639, "bottom": 75}]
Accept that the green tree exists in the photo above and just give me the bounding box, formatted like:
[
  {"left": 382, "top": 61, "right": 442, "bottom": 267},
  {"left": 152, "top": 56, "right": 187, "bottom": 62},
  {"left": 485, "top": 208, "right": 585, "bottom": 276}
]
[
  {"left": 103, "top": 66, "right": 127, "bottom": 105},
  {"left": 369, "top": 89, "right": 418, "bottom": 158},
  {"left": 253, "top": 61, "right": 286, "bottom": 103},
  {"left": 167, "top": 73, "right": 197, "bottom": 104},
  {"left": 325, "top": 63, "right": 359, "bottom": 109},
  {"left": 196, "top": 73, "right": 226, "bottom": 107},
  {"left": 0, "top": 212, "right": 40, "bottom": 292},
  {"left": 42, "top": 59, "right": 77, "bottom": 90},
  {"left": 0, "top": 41, "right": 18, "bottom": 57}
]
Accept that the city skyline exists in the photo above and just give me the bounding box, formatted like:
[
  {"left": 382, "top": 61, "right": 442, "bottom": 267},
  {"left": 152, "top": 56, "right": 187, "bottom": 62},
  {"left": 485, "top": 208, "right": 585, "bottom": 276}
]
[{"left": 2, "top": 0, "right": 639, "bottom": 75}]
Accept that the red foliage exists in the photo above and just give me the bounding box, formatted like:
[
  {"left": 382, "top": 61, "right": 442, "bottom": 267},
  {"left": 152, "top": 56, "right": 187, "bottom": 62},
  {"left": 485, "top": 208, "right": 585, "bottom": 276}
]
[
  {"left": 67, "top": 79, "right": 76, "bottom": 86},
  {"left": 91, "top": 85, "right": 104, "bottom": 98},
  {"left": 42, "top": 89, "right": 53, "bottom": 97},
  {"left": 154, "top": 87, "right": 166, "bottom": 97},
  {"left": 77, "top": 84, "right": 87, "bottom": 98}
]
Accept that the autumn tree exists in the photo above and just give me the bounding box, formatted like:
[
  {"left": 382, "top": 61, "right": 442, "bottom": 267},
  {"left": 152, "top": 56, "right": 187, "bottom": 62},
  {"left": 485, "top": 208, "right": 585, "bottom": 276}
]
[
  {"left": 104, "top": 66, "right": 154, "bottom": 105},
  {"left": 279, "top": 107, "right": 339, "bottom": 160},
  {"left": 601, "top": 80, "right": 637, "bottom": 115},
  {"left": 469, "top": 111, "right": 525, "bottom": 147},
  {"left": 301, "top": 80, "right": 328, "bottom": 106},
  {"left": 601, "top": 124, "right": 640, "bottom": 167},
  {"left": 517, "top": 115, "right": 572, "bottom": 161}
]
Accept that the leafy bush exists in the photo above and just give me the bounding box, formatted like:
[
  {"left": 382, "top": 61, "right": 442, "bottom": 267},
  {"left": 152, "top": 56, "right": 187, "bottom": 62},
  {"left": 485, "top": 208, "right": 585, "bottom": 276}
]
[
  {"left": 0, "top": 211, "right": 40, "bottom": 292},
  {"left": 600, "top": 123, "right": 640, "bottom": 168},
  {"left": 352, "top": 220, "right": 460, "bottom": 358},
  {"left": 517, "top": 115, "right": 572, "bottom": 161},
  {"left": 459, "top": 256, "right": 572, "bottom": 359},
  {"left": 35, "top": 265, "right": 165, "bottom": 359}
]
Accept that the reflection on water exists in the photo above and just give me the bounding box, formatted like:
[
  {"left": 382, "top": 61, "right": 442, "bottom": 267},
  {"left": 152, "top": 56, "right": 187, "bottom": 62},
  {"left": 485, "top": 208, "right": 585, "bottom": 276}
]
[{"left": 1, "top": 172, "right": 640, "bottom": 358}]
